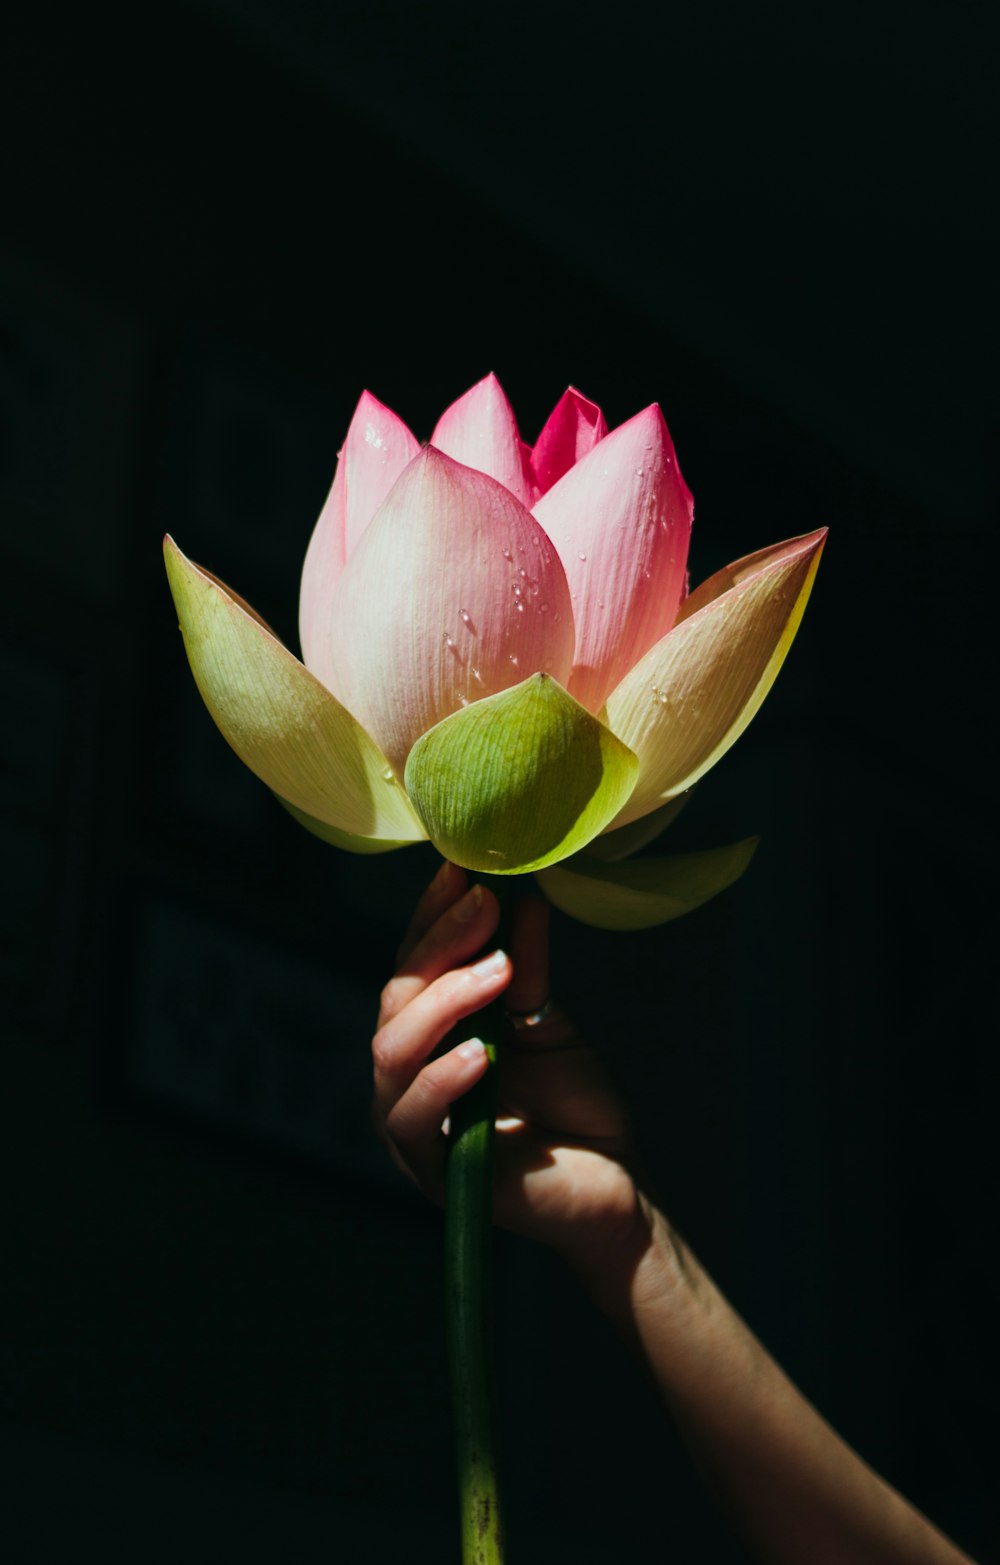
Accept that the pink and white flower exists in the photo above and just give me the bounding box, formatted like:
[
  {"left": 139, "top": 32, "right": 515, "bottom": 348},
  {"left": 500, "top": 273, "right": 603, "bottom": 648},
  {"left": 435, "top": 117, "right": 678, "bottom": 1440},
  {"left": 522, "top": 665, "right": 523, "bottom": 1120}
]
[{"left": 165, "top": 374, "right": 825, "bottom": 928}]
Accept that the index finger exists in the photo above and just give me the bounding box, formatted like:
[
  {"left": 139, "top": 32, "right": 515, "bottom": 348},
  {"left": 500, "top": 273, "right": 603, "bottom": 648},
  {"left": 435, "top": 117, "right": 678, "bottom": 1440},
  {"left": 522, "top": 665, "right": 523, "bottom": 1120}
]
[{"left": 397, "top": 860, "right": 467, "bottom": 963}]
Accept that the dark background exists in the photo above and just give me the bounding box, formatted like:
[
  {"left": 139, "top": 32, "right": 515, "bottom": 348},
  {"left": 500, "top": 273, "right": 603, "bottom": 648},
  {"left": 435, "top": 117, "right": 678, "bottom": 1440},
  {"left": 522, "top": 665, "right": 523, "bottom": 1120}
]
[{"left": 2, "top": 1, "right": 996, "bottom": 1559}]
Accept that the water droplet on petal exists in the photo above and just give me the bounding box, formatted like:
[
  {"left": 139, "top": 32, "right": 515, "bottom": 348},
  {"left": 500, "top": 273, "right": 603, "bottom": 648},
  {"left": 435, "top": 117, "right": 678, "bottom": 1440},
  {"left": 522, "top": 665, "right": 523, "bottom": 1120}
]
[
  {"left": 460, "top": 609, "right": 472, "bottom": 627},
  {"left": 444, "top": 632, "right": 454, "bottom": 648},
  {"left": 501, "top": 545, "right": 512, "bottom": 560},
  {"left": 539, "top": 601, "right": 549, "bottom": 613},
  {"left": 471, "top": 665, "right": 484, "bottom": 685},
  {"left": 578, "top": 552, "right": 588, "bottom": 562},
  {"left": 515, "top": 600, "right": 525, "bottom": 613},
  {"left": 382, "top": 767, "right": 395, "bottom": 782},
  {"left": 508, "top": 653, "right": 519, "bottom": 666}
]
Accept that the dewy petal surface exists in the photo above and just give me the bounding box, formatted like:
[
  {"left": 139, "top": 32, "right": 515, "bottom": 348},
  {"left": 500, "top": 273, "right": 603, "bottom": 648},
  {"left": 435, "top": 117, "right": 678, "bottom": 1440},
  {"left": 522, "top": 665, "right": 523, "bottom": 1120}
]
[
  {"left": 430, "top": 373, "right": 533, "bottom": 507},
  {"left": 327, "top": 447, "right": 575, "bottom": 777},
  {"left": 165, "top": 537, "right": 425, "bottom": 842},
  {"left": 404, "top": 674, "right": 639, "bottom": 874},
  {"left": 604, "top": 529, "right": 827, "bottom": 828},
  {"left": 533, "top": 404, "right": 693, "bottom": 714},
  {"left": 529, "top": 387, "right": 608, "bottom": 498},
  {"left": 299, "top": 392, "right": 419, "bottom": 689},
  {"left": 535, "top": 838, "right": 758, "bottom": 929}
]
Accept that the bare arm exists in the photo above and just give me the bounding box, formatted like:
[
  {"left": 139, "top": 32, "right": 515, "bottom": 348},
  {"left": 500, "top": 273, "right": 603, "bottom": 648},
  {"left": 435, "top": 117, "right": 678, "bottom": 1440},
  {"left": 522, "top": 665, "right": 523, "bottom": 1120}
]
[
  {"left": 580, "top": 1207, "right": 976, "bottom": 1565},
  {"left": 372, "top": 863, "right": 977, "bottom": 1565}
]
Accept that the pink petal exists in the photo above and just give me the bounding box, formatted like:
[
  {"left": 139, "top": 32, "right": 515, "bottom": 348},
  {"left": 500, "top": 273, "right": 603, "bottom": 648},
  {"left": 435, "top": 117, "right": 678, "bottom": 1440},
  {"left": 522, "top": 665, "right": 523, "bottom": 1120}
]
[
  {"left": 529, "top": 387, "right": 608, "bottom": 497},
  {"left": 532, "top": 404, "right": 693, "bottom": 714},
  {"left": 430, "top": 372, "right": 533, "bottom": 506},
  {"left": 299, "top": 392, "right": 419, "bottom": 688},
  {"left": 326, "top": 446, "right": 575, "bottom": 777}
]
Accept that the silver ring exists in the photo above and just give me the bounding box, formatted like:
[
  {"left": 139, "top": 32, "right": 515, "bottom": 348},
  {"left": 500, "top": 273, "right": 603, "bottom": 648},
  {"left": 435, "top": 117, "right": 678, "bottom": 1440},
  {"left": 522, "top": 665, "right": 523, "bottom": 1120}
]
[{"left": 507, "top": 999, "right": 555, "bottom": 1030}]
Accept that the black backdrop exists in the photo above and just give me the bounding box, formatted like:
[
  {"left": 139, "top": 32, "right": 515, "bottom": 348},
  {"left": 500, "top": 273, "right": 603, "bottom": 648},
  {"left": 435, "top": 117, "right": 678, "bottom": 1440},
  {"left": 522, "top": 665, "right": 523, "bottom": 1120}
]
[{"left": 2, "top": 3, "right": 996, "bottom": 1560}]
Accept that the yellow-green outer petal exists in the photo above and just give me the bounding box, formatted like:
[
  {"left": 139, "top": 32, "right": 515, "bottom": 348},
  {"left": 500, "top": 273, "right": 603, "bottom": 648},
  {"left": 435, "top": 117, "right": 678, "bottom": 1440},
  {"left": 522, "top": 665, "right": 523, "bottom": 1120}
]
[
  {"left": 403, "top": 673, "right": 640, "bottom": 874},
  {"left": 605, "top": 530, "right": 825, "bottom": 828},
  {"left": 274, "top": 795, "right": 413, "bottom": 854},
  {"left": 164, "top": 536, "right": 425, "bottom": 842},
  {"left": 535, "top": 838, "right": 758, "bottom": 929}
]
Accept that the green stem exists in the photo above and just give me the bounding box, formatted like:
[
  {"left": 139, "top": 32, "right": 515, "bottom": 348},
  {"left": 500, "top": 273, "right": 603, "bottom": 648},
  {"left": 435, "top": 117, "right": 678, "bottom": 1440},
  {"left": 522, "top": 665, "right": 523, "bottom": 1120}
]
[
  {"left": 445, "top": 1002, "right": 504, "bottom": 1565},
  {"left": 445, "top": 878, "right": 513, "bottom": 1564},
  {"left": 444, "top": 876, "right": 516, "bottom": 1558}
]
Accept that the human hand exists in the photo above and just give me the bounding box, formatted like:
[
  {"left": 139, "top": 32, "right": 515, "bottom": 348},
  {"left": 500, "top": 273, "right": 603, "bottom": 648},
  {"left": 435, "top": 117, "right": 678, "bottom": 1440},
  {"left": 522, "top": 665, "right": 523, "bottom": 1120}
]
[
  {"left": 372, "top": 861, "right": 654, "bottom": 1283},
  {"left": 373, "top": 879, "right": 981, "bottom": 1565}
]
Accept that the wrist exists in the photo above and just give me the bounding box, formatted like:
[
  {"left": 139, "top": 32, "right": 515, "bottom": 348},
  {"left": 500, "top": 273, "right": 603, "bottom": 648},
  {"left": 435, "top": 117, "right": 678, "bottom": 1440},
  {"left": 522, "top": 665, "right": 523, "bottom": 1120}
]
[{"left": 560, "top": 1188, "right": 694, "bottom": 1326}]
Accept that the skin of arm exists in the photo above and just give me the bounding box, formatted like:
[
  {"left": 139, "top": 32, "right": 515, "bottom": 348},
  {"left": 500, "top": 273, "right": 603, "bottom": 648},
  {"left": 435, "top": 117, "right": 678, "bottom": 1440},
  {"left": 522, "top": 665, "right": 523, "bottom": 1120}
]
[{"left": 371, "top": 862, "right": 977, "bottom": 1565}]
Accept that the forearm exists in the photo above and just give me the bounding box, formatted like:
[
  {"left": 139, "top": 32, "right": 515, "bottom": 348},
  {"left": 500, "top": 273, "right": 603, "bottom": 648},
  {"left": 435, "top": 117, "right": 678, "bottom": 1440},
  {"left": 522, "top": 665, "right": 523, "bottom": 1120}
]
[{"left": 575, "top": 1200, "right": 975, "bottom": 1565}]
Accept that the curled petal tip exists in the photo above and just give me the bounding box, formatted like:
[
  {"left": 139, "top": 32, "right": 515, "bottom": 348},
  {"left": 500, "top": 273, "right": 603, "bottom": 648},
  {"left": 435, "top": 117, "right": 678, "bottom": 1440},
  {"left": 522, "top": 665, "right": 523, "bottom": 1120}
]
[{"left": 529, "top": 386, "right": 608, "bottom": 498}]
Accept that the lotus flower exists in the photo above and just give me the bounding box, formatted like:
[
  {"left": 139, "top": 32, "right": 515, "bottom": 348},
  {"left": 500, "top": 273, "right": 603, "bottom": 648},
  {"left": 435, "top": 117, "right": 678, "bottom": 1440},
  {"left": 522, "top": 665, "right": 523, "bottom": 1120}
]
[{"left": 165, "top": 374, "right": 825, "bottom": 927}]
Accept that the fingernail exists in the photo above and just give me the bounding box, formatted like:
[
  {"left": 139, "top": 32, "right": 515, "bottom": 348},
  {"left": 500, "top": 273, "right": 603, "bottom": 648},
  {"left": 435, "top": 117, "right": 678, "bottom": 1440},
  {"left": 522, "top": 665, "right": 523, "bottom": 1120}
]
[
  {"left": 454, "top": 884, "right": 483, "bottom": 923},
  {"left": 471, "top": 949, "right": 506, "bottom": 979},
  {"left": 457, "top": 1038, "right": 486, "bottom": 1062},
  {"left": 433, "top": 859, "right": 456, "bottom": 888}
]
